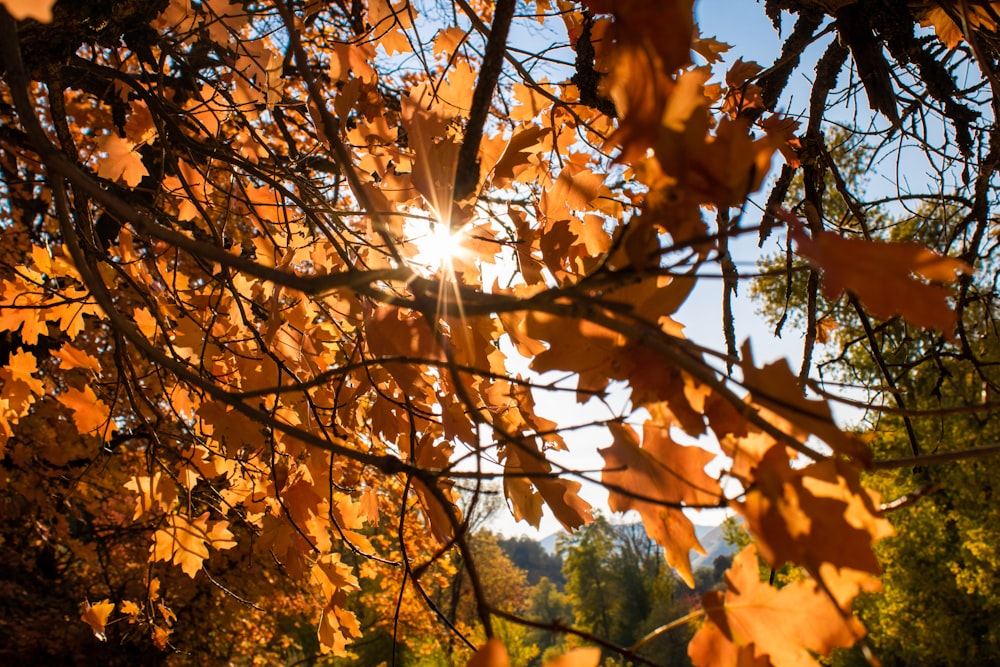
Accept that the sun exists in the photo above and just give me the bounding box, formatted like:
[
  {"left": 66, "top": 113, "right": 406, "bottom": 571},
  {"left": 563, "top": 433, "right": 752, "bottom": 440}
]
[{"left": 404, "top": 213, "right": 468, "bottom": 276}]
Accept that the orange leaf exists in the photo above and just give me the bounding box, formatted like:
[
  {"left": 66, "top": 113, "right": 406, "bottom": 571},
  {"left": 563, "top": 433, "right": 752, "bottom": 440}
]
[
  {"left": 740, "top": 342, "right": 871, "bottom": 465},
  {"left": 80, "top": 599, "right": 115, "bottom": 641},
  {"left": 318, "top": 589, "right": 362, "bottom": 655},
  {"left": 790, "top": 224, "right": 972, "bottom": 335},
  {"left": 58, "top": 384, "right": 110, "bottom": 435},
  {"left": 734, "top": 452, "right": 891, "bottom": 609},
  {"left": 124, "top": 472, "right": 178, "bottom": 521},
  {"left": 543, "top": 647, "right": 602, "bottom": 667},
  {"left": 467, "top": 638, "right": 510, "bottom": 667},
  {"left": 1, "top": 0, "right": 55, "bottom": 21},
  {"left": 503, "top": 442, "right": 593, "bottom": 531},
  {"left": 151, "top": 512, "right": 236, "bottom": 577},
  {"left": 411, "top": 434, "right": 461, "bottom": 543},
  {"left": 54, "top": 344, "right": 101, "bottom": 372},
  {"left": 583, "top": 0, "right": 694, "bottom": 74},
  {"left": 601, "top": 421, "right": 722, "bottom": 586},
  {"left": 690, "top": 546, "right": 866, "bottom": 667},
  {"left": 96, "top": 134, "right": 149, "bottom": 187},
  {"left": 491, "top": 125, "right": 550, "bottom": 183},
  {"left": 7, "top": 350, "right": 44, "bottom": 396}
]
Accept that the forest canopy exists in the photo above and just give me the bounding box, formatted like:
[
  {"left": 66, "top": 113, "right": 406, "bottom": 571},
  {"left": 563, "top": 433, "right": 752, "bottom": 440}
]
[{"left": 0, "top": 0, "right": 997, "bottom": 665}]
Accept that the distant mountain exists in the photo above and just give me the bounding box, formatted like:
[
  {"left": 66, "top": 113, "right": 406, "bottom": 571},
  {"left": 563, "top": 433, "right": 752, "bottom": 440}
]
[{"left": 689, "top": 522, "right": 736, "bottom": 571}]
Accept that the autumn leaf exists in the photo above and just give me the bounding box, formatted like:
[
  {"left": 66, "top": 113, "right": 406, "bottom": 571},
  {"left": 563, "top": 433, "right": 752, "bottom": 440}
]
[
  {"left": 80, "top": 599, "right": 115, "bottom": 642},
  {"left": 96, "top": 134, "right": 149, "bottom": 187},
  {"left": 740, "top": 341, "right": 871, "bottom": 465},
  {"left": 410, "top": 433, "right": 461, "bottom": 543},
  {"left": 502, "top": 441, "right": 593, "bottom": 531},
  {"left": 693, "top": 33, "right": 731, "bottom": 64},
  {"left": 543, "top": 647, "right": 602, "bottom": 667},
  {"left": 1, "top": 0, "right": 55, "bottom": 22},
  {"left": 124, "top": 472, "right": 178, "bottom": 521},
  {"left": 318, "top": 589, "right": 363, "bottom": 655},
  {"left": 54, "top": 344, "right": 101, "bottom": 372},
  {"left": 734, "top": 450, "right": 891, "bottom": 609},
  {"left": 468, "top": 637, "right": 510, "bottom": 667},
  {"left": 789, "top": 221, "right": 972, "bottom": 335},
  {"left": 151, "top": 512, "right": 237, "bottom": 577},
  {"left": 57, "top": 384, "right": 111, "bottom": 436},
  {"left": 601, "top": 421, "right": 722, "bottom": 586},
  {"left": 690, "top": 546, "right": 866, "bottom": 667}
]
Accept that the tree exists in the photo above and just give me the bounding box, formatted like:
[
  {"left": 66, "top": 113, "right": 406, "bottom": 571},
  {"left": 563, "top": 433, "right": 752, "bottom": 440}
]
[
  {"left": 0, "top": 0, "right": 995, "bottom": 665},
  {"left": 754, "top": 127, "right": 1000, "bottom": 666},
  {"left": 498, "top": 536, "right": 564, "bottom": 587}
]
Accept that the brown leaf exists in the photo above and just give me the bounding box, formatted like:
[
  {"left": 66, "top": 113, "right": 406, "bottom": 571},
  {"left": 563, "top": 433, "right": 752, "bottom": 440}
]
[{"left": 789, "top": 223, "right": 972, "bottom": 335}]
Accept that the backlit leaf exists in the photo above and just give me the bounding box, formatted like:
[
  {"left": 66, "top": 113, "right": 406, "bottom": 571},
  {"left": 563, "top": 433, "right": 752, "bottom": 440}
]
[
  {"left": 80, "top": 599, "right": 115, "bottom": 641},
  {"left": 690, "top": 546, "right": 866, "bottom": 667}
]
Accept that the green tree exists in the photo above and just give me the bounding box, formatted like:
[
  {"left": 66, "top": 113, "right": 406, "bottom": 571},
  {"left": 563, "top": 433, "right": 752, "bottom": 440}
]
[{"left": 559, "top": 516, "right": 690, "bottom": 664}]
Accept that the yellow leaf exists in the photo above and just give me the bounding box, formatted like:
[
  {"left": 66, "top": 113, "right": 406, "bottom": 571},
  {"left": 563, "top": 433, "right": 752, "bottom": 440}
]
[{"left": 80, "top": 599, "right": 115, "bottom": 641}]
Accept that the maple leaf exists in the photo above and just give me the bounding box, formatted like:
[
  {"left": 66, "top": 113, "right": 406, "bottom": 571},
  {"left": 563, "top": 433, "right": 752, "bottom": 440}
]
[
  {"left": 0, "top": 0, "right": 55, "bottom": 21},
  {"left": 502, "top": 442, "right": 593, "bottom": 531},
  {"left": 693, "top": 33, "right": 731, "bottom": 64},
  {"left": 318, "top": 589, "right": 363, "bottom": 655},
  {"left": 151, "top": 512, "right": 236, "bottom": 577},
  {"left": 601, "top": 421, "right": 722, "bottom": 586},
  {"left": 57, "top": 384, "right": 111, "bottom": 436},
  {"left": 690, "top": 546, "right": 866, "bottom": 667},
  {"left": 119, "top": 600, "right": 141, "bottom": 619},
  {"left": 490, "top": 125, "right": 550, "bottom": 184},
  {"left": 411, "top": 433, "right": 461, "bottom": 543},
  {"left": 80, "top": 599, "right": 115, "bottom": 641},
  {"left": 53, "top": 344, "right": 101, "bottom": 372},
  {"left": 96, "top": 134, "right": 149, "bottom": 187},
  {"left": 789, "top": 221, "right": 972, "bottom": 335},
  {"left": 124, "top": 472, "right": 178, "bottom": 521},
  {"left": 6, "top": 350, "right": 44, "bottom": 396},
  {"left": 583, "top": 0, "right": 694, "bottom": 74},
  {"left": 740, "top": 342, "right": 871, "bottom": 465},
  {"left": 734, "top": 450, "right": 892, "bottom": 609}
]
